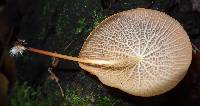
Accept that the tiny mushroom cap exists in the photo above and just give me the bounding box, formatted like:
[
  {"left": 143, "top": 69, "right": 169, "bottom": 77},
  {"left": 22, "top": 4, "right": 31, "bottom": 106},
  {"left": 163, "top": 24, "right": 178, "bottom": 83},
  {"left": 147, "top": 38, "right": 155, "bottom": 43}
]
[{"left": 78, "top": 8, "right": 192, "bottom": 97}]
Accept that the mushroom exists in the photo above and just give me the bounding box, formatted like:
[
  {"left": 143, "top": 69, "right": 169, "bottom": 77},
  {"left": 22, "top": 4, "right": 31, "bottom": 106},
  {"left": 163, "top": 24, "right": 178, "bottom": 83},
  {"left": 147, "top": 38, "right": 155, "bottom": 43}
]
[
  {"left": 10, "top": 8, "right": 192, "bottom": 97},
  {"left": 78, "top": 8, "right": 192, "bottom": 97}
]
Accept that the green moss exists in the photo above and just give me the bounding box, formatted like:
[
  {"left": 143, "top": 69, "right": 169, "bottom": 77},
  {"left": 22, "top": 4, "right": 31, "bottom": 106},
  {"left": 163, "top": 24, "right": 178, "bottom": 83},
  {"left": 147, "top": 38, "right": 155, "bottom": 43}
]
[
  {"left": 9, "top": 83, "right": 44, "bottom": 106},
  {"left": 97, "top": 96, "right": 118, "bottom": 106},
  {"left": 9, "top": 82, "right": 127, "bottom": 106},
  {"left": 74, "top": 9, "right": 107, "bottom": 37}
]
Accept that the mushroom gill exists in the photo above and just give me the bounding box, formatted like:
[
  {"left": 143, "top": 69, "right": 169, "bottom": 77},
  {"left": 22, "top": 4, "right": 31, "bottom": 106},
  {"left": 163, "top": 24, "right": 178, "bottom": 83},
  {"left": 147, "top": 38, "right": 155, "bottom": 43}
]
[{"left": 78, "top": 8, "right": 192, "bottom": 97}]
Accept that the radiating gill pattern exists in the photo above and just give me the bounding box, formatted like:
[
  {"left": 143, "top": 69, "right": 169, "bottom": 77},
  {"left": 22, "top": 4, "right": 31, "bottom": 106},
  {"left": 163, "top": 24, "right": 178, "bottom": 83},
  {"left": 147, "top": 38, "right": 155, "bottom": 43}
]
[{"left": 79, "top": 8, "right": 192, "bottom": 97}]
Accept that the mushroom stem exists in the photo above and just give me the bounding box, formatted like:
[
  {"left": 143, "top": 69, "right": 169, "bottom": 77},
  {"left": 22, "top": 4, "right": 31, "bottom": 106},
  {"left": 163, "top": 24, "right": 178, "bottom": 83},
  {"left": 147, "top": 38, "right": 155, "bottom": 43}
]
[
  {"left": 27, "top": 47, "right": 141, "bottom": 67},
  {"left": 28, "top": 47, "right": 106, "bottom": 65}
]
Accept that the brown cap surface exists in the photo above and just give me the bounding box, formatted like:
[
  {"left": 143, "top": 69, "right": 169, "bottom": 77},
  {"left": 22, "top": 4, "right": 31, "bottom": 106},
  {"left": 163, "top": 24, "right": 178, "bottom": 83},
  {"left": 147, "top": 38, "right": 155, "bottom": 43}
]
[{"left": 79, "top": 8, "right": 192, "bottom": 97}]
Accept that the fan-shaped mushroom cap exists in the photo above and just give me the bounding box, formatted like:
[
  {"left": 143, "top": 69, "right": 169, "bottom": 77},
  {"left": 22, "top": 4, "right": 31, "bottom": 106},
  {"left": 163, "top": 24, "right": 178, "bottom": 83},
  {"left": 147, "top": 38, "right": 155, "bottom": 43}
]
[{"left": 78, "top": 8, "right": 192, "bottom": 97}]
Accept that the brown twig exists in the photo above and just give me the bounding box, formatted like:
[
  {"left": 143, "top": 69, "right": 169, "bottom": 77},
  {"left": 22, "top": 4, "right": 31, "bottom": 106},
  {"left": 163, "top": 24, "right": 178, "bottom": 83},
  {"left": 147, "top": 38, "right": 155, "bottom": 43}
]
[{"left": 48, "top": 57, "right": 65, "bottom": 97}]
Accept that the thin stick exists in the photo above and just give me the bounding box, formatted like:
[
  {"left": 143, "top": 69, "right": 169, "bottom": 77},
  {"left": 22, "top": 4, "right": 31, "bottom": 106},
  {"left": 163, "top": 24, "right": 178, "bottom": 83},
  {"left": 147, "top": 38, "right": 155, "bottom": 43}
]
[
  {"left": 48, "top": 68, "right": 65, "bottom": 97},
  {"left": 28, "top": 47, "right": 119, "bottom": 65},
  {"left": 10, "top": 44, "right": 141, "bottom": 67}
]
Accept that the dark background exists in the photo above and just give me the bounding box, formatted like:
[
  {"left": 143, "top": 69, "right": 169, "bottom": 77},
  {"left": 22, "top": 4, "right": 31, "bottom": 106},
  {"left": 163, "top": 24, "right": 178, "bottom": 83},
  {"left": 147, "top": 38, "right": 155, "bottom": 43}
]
[{"left": 1, "top": 0, "right": 200, "bottom": 106}]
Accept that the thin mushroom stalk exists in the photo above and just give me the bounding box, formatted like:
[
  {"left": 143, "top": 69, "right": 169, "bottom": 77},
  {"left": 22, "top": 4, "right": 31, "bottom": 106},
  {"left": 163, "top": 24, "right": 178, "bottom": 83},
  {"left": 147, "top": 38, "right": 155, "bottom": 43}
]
[{"left": 9, "top": 44, "right": 141, "bottom": 68}]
